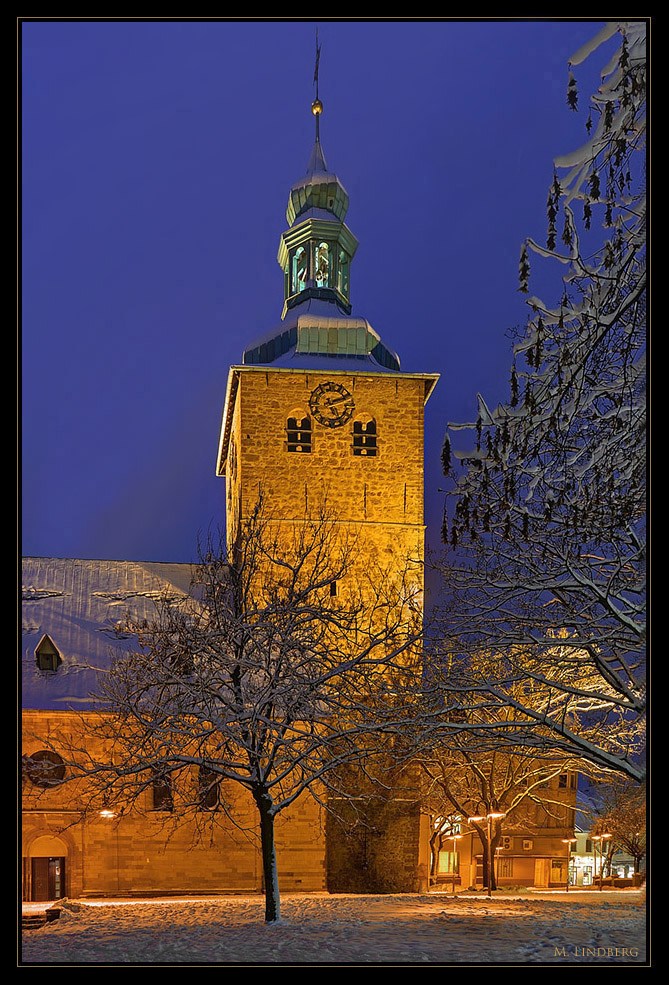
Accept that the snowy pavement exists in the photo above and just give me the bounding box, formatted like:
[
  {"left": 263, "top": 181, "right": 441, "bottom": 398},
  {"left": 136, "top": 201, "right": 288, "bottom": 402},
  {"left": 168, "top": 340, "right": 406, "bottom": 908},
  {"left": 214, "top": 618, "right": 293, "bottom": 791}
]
[{"left": 21, "top": 889, "right": 647, "bottom": 965}]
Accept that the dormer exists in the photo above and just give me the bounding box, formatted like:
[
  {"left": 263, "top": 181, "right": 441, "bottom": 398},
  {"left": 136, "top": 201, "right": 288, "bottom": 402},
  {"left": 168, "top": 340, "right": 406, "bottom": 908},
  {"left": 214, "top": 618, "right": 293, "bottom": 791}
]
[{"left": 34, "top": 633, "right": 62, "bottom": 672}]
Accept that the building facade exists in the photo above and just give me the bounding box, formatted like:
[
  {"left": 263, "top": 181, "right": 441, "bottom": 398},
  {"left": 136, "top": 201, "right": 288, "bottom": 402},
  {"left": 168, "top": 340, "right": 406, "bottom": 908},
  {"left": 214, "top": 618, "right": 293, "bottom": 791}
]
[
  {"left": 22, "top": 558, "right": 329, "bottom": 900},
  {"left": 429, "top": 769, "right": 580, "bottom": 890}
]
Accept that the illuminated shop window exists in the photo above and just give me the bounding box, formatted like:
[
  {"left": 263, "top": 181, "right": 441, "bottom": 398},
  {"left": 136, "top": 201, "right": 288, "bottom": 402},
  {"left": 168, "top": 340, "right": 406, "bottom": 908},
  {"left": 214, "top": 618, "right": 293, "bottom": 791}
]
[
  {"left": 438, "top": 851, "right": 459, "bottom": 874},
  {"left": 287, "top": 416, "right": 312, "bottom": 453},
  {"left": 352, "top": 419, "right": 377, "bottom": 456}
]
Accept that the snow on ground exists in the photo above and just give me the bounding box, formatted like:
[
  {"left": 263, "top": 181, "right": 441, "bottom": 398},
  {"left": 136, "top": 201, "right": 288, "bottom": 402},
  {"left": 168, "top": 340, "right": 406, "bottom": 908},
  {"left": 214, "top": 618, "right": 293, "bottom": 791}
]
[{"left": 21, "top": 889, "right": 647, "bottom": 965}]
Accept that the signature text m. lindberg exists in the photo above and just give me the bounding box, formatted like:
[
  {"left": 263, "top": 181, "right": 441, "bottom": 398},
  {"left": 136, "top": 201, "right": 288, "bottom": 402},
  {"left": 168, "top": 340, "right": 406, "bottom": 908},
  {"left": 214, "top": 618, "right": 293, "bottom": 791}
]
[{"left": 554, "top": 946, "right": 640, "bottom": 958}]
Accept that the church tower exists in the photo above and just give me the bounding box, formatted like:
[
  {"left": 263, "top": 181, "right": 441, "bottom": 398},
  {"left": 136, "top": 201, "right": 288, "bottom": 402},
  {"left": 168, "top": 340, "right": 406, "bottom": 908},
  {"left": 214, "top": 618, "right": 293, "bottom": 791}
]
[
  {"left": 215, "top": 85, "right": 437, "bottom": 892},
  {"left": 216, "top": 94, "right": 438, "bottom": 564}
]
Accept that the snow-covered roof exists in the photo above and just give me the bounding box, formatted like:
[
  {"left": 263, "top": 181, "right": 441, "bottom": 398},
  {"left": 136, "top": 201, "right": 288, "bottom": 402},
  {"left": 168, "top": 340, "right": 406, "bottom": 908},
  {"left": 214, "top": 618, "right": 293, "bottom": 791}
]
[
  {"left": 285, "top": 133, "right": 350, "bottom": 226},
  {"left": 21, "top": 557, "right": 196, "bottom": 711},
  {"left": 242, "top": 302, "right": 401, "bottom": 372}
]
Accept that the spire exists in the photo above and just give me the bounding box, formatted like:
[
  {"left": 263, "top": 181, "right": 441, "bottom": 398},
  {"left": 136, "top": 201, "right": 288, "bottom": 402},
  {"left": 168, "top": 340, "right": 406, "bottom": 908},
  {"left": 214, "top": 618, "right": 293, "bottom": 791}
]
[
  {"left": 307, "top": 30, "right": 327, "bottom": 174},
  {"left": 284, "top": 38, "right": 348, "bottom": 227},
  {"left": 306, "top": 107, "right": 328, "bottom": 175},
  {"left": 240, "top": 32, "right": 401, "bottom": 372},
  {"left": 279, "top": 36, "right": 356, "bottom": 316}
]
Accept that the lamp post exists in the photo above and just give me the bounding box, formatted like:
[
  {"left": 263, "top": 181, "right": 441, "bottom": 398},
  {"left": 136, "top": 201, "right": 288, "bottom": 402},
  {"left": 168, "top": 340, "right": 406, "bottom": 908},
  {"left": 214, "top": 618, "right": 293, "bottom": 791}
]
[
  {"left": 562, "top": 837, "right": 577, "bottom": 891},
  {"left": 468, "top": 812, "right": 506, "bottom": 898},
  {"left": 592, "top": 835, "right": 602, "bottom": 888},
  {"left": 594, "top": 833, "right": 612, "bottom": 891}
]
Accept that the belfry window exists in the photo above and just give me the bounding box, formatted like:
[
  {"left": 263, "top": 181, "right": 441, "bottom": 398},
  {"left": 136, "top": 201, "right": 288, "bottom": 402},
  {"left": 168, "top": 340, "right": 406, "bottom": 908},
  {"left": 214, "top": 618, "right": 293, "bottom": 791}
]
[
  {"left": 287, "top": 415, "right": 312, "bottom": 453},
  {"left": 35, "top": 634, "right": 62, "bottom": 672},
  {"left": 337, "top": 249, "right": 349, "bottom": 298},
  {"left": 352, "top": 419, "right": 377, "bottom": 457},
  {"left": 314, "top": 242, "right": 330, "bottom": 287},
  {"left": 152, "top": 772, "right": 173, "bottom": 812},
  {"left": 291, "top": 246, "right": 308, "bottom": 294}
]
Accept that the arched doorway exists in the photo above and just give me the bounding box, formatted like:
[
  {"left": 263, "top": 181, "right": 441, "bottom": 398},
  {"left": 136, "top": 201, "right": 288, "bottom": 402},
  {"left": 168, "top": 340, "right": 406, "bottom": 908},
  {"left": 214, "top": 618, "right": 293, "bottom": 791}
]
[{"left": 28, "top": 835, "right": 68, "bottom": 901}]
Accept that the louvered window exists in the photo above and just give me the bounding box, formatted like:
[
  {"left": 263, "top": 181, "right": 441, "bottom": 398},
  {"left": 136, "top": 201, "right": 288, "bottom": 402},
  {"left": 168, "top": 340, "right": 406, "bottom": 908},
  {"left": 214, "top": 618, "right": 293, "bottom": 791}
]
[
  {"left": 287, "top": 416, "right": 312, "bottom": 453},
  {"left": 352, "top": 419, "right": 377, "bottom": 456}
]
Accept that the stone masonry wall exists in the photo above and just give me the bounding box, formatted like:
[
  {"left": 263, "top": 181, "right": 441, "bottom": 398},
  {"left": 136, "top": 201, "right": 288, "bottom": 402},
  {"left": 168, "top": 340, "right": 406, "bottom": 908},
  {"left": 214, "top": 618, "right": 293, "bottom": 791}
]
[{"left": 22, "top": 710, "right": 326, "bottom": 899}]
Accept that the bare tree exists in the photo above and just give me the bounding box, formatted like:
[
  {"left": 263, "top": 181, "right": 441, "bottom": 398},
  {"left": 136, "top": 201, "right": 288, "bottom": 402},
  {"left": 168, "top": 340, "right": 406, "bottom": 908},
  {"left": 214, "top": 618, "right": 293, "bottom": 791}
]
[
  {"left": 592, "top": 776, "right": 646, "bottom": 875},
  {"left": 438, "top": 22, "right": 646, "bottom": 781},
  {"left": 418, "top": 659, "right": 596, "bottom": 890},
  {"left": 55, "top": 502, "right": 422, "bottom": 923},
  {"left": 423, "top": 750, "right": 587, "bottom": 891}
]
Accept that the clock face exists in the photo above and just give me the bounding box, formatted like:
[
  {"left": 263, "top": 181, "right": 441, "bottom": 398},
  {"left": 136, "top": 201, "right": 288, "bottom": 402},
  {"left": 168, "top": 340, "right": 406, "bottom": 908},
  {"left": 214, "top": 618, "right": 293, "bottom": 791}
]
[{"left": 309, "top": 381, "right": 355, "bottom": 428}]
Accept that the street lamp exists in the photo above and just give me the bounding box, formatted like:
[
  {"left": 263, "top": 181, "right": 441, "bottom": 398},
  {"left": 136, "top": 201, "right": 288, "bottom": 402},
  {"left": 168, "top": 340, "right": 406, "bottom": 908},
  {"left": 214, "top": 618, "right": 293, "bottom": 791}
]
[
  {"left": 562, "top": 837, "right": 577, "bottom": 891},
  {"left": 591, "top": 835, "right": 602, "bottom": 887},
  {"left": 468, "top": 812, "right": 506, "bottom": 898}
]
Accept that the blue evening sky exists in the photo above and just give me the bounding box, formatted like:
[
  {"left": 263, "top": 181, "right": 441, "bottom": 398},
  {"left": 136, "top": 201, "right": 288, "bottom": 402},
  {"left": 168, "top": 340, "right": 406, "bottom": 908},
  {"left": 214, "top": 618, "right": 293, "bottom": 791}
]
[{"left": 21, "top": 18, "right": 616, "bottom": 565}]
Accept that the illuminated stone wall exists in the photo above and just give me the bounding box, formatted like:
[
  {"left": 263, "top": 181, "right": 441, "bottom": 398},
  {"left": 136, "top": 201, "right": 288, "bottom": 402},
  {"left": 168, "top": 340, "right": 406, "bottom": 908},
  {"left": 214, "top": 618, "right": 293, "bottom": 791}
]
[
  {"left": 222, "top": 366, "right": 432, "bottom": 893},
  {"left": 22, "top": 711, "right": 326, "bottom": 899},
  {"left": 225, "top": 367, "right": 429, "bottom": 533}
]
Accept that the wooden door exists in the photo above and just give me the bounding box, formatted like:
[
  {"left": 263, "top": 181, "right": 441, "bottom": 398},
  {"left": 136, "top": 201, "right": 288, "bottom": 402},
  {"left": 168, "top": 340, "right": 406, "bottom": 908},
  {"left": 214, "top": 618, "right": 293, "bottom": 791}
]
[{"left": 31, "top": 857, "right": 65, "bottom": 901}]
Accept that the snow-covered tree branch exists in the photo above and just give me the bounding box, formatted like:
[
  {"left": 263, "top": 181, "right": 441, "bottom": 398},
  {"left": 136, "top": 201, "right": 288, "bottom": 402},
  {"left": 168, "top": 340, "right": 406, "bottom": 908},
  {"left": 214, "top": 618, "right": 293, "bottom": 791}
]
[{"left": 437, "top": 22, "right": 646, "bottom": 782}]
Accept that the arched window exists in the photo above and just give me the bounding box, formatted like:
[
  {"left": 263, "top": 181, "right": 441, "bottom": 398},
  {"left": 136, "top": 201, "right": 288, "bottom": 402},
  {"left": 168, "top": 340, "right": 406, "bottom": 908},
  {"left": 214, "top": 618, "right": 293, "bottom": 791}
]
[
  {"left": 152, "top": 771, "right": 173, "bottom": 812},
  {"left": 286, "top": 414, "right": 312, "bottom": 453},
  {"left": 23, "top": 750, "right": 66, "bottom": 788},
  {"left": 198, "top": 765, "right": 219, "bottom": 811},
  {"left": 169, "top": 646, "right": 194, "bottom": 676},
  {"left": 314, "top": 242, "right": 329, "bottom": 288},
  {"left": 352, "top": 419, "right": 377, "bottom": 457},
  {"left": 291, "top": 246, "right": 308, "bottom": 294}
]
